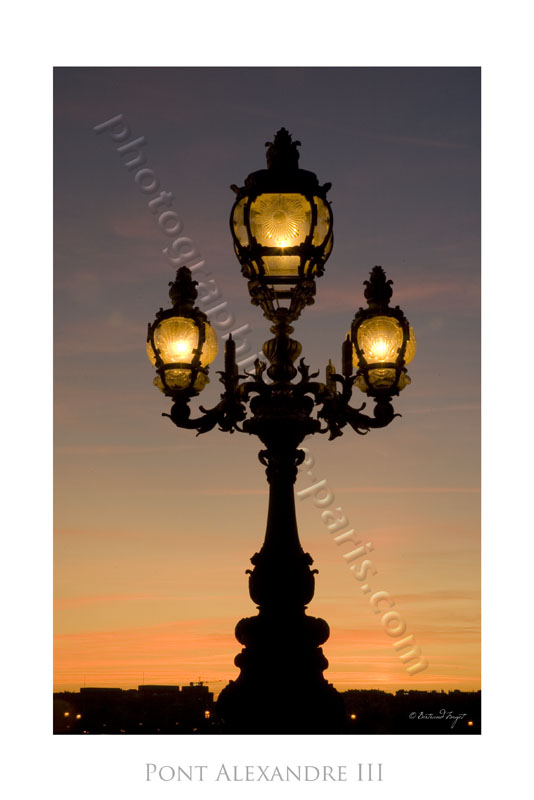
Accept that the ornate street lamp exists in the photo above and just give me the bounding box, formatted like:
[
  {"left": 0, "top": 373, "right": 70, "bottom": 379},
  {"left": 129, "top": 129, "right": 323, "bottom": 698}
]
[
  {"left": 147, "top": 129, "right": 416, "bottom": 734},
  {"left": 146, "top": 267, "right": 218, "bottom": 396}
]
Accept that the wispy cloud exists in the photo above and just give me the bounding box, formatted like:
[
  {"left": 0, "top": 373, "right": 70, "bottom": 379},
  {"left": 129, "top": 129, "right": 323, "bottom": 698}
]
[
  {"left": 109, "top": 213, "right": 161, "bottom": 242},
  {"left": 53, "top": 617, "right": 480, "bottom": 692},
  {"left": 314, "top": 277, "right": 479, "bottom": 313},
  {"left": 379, "top": 135, "right": 470, "bottom": 150},
  {"left": 55, "top": 444, "right": 195, "bottom": 456},
  {"left": 393, "top": 590, "right": 477, "bottom": 603},
  {"left": 55, "top": 315, "right": 143, "bottom": 356},
  {"left": 55, "top": 593, "right": 157, "bottom": 611},
  {"left": 406, "top": 403, "right": 480, "bottom": 416},
  {"left": 333, "top": 486, "right": 479, "bottom": 494}
]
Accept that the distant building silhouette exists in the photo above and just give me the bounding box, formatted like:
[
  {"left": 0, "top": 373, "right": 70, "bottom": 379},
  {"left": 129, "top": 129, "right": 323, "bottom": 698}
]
[
  {"left": 54, "top": 682, "right": 215, "bottom": 734},
  {"left": 53, "top": 684, "right": 480, "bottom": 735}
]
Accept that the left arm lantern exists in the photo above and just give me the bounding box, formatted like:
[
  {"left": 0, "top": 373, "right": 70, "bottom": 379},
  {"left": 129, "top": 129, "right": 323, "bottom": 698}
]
[{"left": 146, "top": 266, "right": 218, "bottom": 396}]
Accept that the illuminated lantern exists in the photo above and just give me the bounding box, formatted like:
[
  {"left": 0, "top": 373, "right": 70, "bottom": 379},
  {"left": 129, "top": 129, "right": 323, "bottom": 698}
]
[
  {"left": 146, "top": 267, "right": 218, "bottom": 396},
  {"left": 230, "top": 127, "right": 333, "bottom": 319},
  {"left": 351, "top": 266, "right": 416, "bottom": 395}
]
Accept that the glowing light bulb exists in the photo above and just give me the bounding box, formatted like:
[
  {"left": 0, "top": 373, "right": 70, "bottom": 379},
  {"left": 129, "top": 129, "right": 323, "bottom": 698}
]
[
  {"left": 170, "top": 338, "right": 192, "bottom": 360},
  {"left": 269, "top": 209, "right": 295, "bottom": 247},
  {"left": 370, "top": 337, "right": 389, "bottom": 361}
]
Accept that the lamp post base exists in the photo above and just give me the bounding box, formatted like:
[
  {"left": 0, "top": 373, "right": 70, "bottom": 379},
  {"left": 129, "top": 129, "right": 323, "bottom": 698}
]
[{"left": 216, "top": 610, "right": 346, "bottom": 734}]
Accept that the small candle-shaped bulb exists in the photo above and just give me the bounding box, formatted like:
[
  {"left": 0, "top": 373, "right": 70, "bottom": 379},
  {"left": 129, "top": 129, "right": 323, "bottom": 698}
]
[
  {"left": 326, "top": 359, "right": 337, "bottom": 393},
  {"left": 342, "top": 334, "right": 353, "bottom": 378},
  {"left": 224, "top": 333, "right": 237, "bottom": 377}
]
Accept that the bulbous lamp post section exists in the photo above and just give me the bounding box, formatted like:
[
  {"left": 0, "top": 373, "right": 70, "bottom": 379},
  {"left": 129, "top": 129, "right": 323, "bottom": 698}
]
[{"left": 146, "top": 129, "right": 416, "bottom": 734}]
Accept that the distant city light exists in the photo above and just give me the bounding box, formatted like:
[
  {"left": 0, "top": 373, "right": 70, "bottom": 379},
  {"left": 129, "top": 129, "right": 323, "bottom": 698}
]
[{"left": 53, "top": 684, "right": 479, "bottom": 735}]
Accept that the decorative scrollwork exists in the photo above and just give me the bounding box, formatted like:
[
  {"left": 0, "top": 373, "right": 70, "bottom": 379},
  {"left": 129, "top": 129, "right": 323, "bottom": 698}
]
[{"left": 164, "top": 313, "right": 399, "bottom": 446}]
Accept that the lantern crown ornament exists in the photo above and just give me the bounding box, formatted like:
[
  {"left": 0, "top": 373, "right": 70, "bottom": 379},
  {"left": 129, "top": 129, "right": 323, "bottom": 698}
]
[
  {"left": 350, "top": 266, "right": 416, "bottom": 397},
  {"left": 146, "top": 266, "right": 218, "bottom": 397},
  {"left": 265, "top": 127, "right": 301, "bottom": 171},
  {"left": 230, "top": 128, "right": 333, "bottom": 323}
]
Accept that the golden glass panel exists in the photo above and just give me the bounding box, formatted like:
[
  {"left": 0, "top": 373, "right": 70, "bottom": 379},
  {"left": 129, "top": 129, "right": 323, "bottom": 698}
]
[
  {"left": 146, "top": 316, "right": 218, "bottom": 368},
  {"left": 404, "top": 327, "right": 416, "bottom": 365},
  {"left": 355, "top": 368, "right": 411, "bottom": 393},
  {"left": 356, "top": 316, "right": 403, "bottom": 364},
  {"left": 397, "top": 371, "right": 411, "bottom": 390},
  {"left": 249, "top": 193, "right": 312, "bottom": 248},
  {"left": 153, "top": 369, "right": 209, "bottom": 393},
  {"left": 199, "top": 323, "right": 218, "bottom": 366},
  {"left": 261, "top": 255, "right": 300, "bottom": 277},
  {"left": 232, "top": 197, "right": 248, "bottom": 247},
  {"left": 311, "top": 196, "right": 331, "bottom": 246},
  {"left": 147, "top": 317, "right": 198, "bottom": 365},
  {"left": 351, "top": 317, "right": 416, "bottom": 368}
]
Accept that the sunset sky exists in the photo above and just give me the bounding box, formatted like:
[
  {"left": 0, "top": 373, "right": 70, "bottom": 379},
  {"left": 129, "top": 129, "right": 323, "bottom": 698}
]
[{"left": 54, "top": 67, "right": 480, "bottom": 695}]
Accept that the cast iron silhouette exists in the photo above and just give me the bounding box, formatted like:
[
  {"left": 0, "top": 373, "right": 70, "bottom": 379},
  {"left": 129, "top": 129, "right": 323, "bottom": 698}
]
[{"left": 148, "top": 130, "right": 414, "bottom": 734}]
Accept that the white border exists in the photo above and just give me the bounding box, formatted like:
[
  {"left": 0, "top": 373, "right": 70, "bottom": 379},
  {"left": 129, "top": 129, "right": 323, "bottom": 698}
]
[{"left": 3, "top": 1, "right": 533, "bottom": 798}]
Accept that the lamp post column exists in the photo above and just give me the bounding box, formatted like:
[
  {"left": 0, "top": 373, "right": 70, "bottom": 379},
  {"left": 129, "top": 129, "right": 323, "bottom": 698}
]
[{"left": 216, "top": 324, "right": 345, "bottom": 734}]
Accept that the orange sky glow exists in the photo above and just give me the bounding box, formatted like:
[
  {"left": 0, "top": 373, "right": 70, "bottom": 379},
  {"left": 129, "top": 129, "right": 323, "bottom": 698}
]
[{"left": 54, "top": 67, "right": 480, "bottom": 696}]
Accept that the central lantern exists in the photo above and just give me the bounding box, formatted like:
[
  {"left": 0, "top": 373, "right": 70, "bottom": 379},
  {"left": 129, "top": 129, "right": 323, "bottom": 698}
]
[{"left": 230, "top": 127, "right": 333, "bottom": 321}]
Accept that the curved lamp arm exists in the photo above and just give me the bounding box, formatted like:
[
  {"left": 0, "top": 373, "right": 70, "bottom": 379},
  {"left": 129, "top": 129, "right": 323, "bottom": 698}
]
[
  {"left": 162, "top": 363, "right": 268, "bottom": 436},
  {"left": 316, "top": 371, "right": 400, "bottom": 440}
]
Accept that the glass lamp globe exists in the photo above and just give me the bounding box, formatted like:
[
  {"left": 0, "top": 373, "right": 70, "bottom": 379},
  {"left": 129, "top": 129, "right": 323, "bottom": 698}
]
[
  {"left": 350, "top": 266, "right": 416, "bottom": 396},
  {"left": 146, "top": 266, "right": 218, "bottom": 396},
  {"left": 146, "top": 315, "right": 218, "bottom": 393},
  {"left": 232, "top": 190, "right": 332, "bottom": 280},
  {"left": 230, "top": 128, "right": 333, "bottom": 314},
  {"left": 352, "top": 316, "right": 416, "bottom": 392}
]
